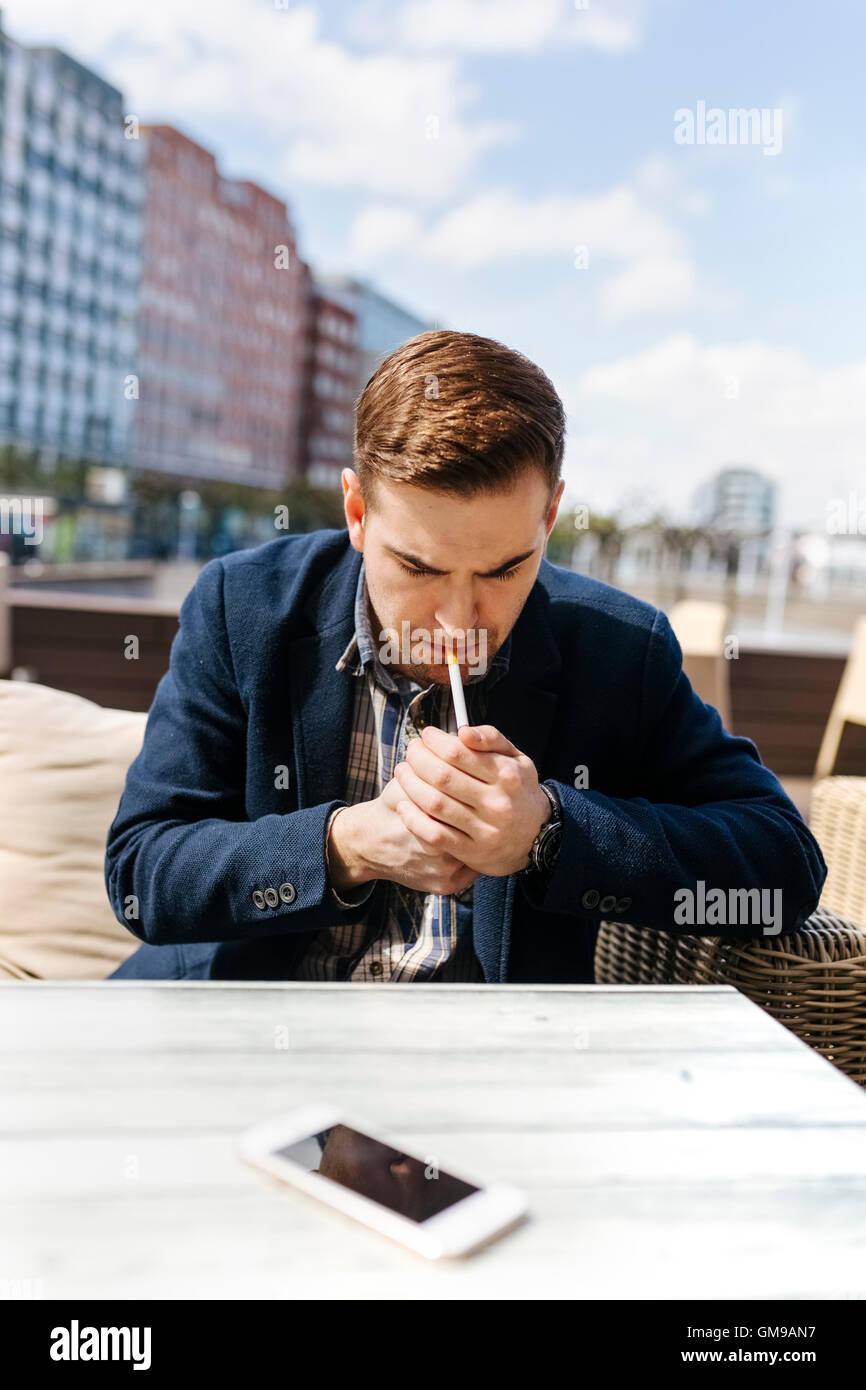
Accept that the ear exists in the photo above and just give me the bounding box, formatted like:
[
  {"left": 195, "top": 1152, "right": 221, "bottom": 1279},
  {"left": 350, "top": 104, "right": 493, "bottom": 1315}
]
[
  {"left": 545, "top": 478, "right": 566, "bottom": 536},
  {"left": 343, "top": 469, "right": 366, "bottom": 551}
]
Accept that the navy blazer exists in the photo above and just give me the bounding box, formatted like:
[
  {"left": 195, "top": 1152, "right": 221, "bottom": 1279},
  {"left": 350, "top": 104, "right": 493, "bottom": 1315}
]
[{"left": 105, "top": 528, "right": 826, "bottom": 983}]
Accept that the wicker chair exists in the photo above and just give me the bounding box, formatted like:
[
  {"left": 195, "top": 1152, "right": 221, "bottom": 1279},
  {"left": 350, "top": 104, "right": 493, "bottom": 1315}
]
[
  {"left": 810, "top": 776, "right": 866, "bottom": 926},
  {"left": 596, "top": 770, "right": 866, "bottom": 1086},
  {"left": 814, "top": 615, "right": 866, "bottom": 780},
  {"left": 595, "top": 907, "right": 866, "bottom": 1086}
]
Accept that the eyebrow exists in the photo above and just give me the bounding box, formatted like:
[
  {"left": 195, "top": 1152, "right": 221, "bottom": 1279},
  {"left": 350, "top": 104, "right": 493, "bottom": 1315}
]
[{"left": 384, "top": 544, "right": 536, "bottom": 577}]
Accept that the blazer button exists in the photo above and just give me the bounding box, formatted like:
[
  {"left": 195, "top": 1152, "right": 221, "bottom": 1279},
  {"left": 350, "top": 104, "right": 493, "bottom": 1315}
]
[
  {"left": 252, "top": 890, "right": 267, "bottom": 910},
  {"left": 600, "top": 894, "right": 617, "bottom": 913},
  {"left": 263, "top": 887, "right": 280, "bottom": 908},
  {"left": 615, "top": 896, "right": 632, "bottom": 914},
  {"left": 278, "top": 882, "right": 296, "bottom": 905},
  {"left": 581, "top": 889, "right": 600, "bottom": 909}
]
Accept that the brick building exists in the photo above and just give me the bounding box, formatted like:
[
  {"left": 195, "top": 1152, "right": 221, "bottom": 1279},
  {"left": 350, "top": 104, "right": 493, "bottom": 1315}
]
[
  {"left": 298, "top": 265, "right": 360, "bottom": 489},
  {"left": 131, "top": 125, "right": 307, "bottom": 490}
]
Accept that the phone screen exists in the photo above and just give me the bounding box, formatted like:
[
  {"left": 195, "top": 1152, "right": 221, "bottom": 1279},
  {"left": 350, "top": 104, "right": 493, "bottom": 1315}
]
[{"left": 275, "top": 1124, "right": 480, "bottom": 1224}]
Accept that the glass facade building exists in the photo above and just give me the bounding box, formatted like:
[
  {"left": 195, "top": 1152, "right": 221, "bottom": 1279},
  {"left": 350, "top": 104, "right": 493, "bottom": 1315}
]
[
  {"left": 0, "top": 20, "right": 142, "bottom": 464},
  {"left": 315, "top": 273, "right": 434, "bottom": 402}
]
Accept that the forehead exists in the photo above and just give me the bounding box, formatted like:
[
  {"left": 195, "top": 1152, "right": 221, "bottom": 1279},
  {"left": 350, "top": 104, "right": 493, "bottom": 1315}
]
[{"left": 368, "top": 476, "right": 549, "bottom": 566}]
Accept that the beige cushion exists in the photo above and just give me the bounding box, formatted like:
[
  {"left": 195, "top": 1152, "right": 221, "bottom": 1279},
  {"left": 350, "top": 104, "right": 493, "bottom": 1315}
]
[{"left": 0, "top": 679, "right": 146, "bottom": 980}]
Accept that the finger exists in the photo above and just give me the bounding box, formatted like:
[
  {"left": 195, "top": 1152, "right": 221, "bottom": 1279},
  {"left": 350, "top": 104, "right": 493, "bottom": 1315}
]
[
  {"left": 417, "top": 725, "right": 500, "bottom": 783},
  {"left": 458, "top": 724, "right": 521, "bottom": 757},
  {"left": 395, "top": 797, "right": 472, "bottom": 856},
  {"left": 403, "top": 739, "right": 488, "bottom": 808},
  {"left": 394, "top": 761, "right": 479, "bottom": 835}
]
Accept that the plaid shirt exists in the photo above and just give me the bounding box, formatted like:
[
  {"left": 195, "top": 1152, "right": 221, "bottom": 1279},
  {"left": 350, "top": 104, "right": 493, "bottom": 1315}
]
[{"left": 292, "top": 562, "right": 511, "bottom": 982}]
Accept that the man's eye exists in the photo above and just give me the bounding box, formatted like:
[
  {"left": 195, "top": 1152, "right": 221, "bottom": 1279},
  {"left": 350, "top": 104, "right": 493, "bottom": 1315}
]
[
  {"left": 397, "top": 561, "right": 433, "bottom": 578},
  {"left": 396, "top": 560, "right": 523, "bottom": 581}
]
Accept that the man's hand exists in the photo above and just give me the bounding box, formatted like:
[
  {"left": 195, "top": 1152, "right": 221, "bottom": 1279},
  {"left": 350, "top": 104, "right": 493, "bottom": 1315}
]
[
  {"left": 392, "top": 724, "right": 552, "bottom": 877},
  {"left": 327, "top": 774, "right": 479, "bottom": 897}
]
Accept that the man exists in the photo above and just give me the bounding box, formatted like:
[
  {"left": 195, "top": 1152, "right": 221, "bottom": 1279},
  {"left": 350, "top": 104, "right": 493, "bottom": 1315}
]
[{"left": 105, "top": 329, "right": 825, "bottom": 983}]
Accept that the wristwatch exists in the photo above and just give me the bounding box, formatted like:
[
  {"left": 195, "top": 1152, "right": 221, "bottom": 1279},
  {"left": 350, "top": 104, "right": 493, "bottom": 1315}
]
[{"left": 523, "top": 782, "right": 562, "bottom": 877}]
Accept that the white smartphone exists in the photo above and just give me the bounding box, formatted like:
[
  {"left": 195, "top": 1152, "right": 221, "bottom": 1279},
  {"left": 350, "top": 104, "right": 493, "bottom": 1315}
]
[{"left": 238, "top": 1102, "right": 528, "bottom": 1260}]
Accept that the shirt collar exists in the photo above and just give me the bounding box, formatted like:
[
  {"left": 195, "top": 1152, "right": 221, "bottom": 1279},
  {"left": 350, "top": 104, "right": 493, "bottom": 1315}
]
[{"left": 336, "top": 559, "right": 512, "bottom": 694}]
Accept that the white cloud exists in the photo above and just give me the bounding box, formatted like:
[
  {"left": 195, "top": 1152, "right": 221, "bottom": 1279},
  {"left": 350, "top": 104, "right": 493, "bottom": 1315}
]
[
  {"left": 349, "top": 179, "right": 699, "bottom": 319},
  {"left": 570, "top": 335, "right": 866, "bottom": 524},
  {"left": 352, "top": 205, "right": 424, "bottom": 257},
  {"left": 395, "top": 0, "right": 644, "bottom": 55},
  {"left": 2, "top": 0, "right": 516, "bottom": 201},
  {"left": 560, "top": 431, "right": 660, "bottom": 511},
  {"left": 279, "top": 57, "right": 516, "bottom": 201},
  {"left": 352, "top": 183, "right": 680, "bottom": 263},
  {"left": 600, "top": 255, "right": 696, "bottom": 319},
  {"left": 635, "top": 154, "right": 711, "bottom": 217}
]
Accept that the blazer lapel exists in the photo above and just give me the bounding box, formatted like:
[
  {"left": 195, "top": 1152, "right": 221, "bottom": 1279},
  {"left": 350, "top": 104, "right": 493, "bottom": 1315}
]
[{"left": 288, "top": 542, "right": 361, "bottom": 809}]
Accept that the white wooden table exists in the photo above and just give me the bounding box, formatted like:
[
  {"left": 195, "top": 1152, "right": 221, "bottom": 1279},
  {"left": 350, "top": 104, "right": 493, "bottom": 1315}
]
[{"left": 3, "top": 981, "right": 866, "bottom": 1300}]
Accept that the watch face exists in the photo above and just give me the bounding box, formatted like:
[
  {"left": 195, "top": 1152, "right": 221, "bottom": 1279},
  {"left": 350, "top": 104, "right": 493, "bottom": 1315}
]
[{"left": 537, "top": 823, "right": 562, "bottom": 873}]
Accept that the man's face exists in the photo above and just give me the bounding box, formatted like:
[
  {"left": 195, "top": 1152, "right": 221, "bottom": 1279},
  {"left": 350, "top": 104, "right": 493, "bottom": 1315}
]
[{"left": 343, "top": 467, "right": 564, "bottom": 686}]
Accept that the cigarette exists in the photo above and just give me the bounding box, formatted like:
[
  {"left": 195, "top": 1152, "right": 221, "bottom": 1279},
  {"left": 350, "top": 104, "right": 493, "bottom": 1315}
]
[{"left": 446, "top": 647, "right": 469, "bottom": 729}]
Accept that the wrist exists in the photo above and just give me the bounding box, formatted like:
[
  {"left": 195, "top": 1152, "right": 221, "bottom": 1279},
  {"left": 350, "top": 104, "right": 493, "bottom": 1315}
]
[
  {"left": 327, "top": 804, "right": 373, "bottom": 891},
  {"left": 525, "top": 783, "right": 553, "bottom": 852},
  {"left": 522, "top": 782, "right": 562, "bottom": 877},
  {"left": 536, "top": 782, "right": 555, "bottom": 829}
]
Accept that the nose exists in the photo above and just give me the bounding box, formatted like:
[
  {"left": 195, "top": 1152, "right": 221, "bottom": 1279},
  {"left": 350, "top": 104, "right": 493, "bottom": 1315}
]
[{"left": 433, "top": 602, "right": 480, "bottom": 648}]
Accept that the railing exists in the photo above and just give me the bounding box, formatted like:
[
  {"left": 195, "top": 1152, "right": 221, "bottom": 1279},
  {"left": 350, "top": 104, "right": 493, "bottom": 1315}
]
[
  {"left": 729, "top": 646, "right": 866, "bottom": 775},
  {"left": 3, "top": 584, "right": 866, "bottom": 777},
  {"left": 6, "top": 590, "right": 181, "bottom": 712}
]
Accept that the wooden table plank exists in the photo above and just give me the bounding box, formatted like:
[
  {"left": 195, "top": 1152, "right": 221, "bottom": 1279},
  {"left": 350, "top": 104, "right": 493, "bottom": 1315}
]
[
  {"left": 3, "top": 982, "right": 866, "bottom": 1300},
  {"left": 0, "top": 980, "right": 838, "bottom": 1056}
]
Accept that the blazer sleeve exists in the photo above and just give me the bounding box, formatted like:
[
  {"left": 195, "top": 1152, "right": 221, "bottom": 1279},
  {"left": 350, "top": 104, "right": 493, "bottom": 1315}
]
[
  {"left": 104, "top": 558, "right": 368, "bottom": 946},
  {"left": 521, "top": 607, "right": 827, "bottom": 937}
]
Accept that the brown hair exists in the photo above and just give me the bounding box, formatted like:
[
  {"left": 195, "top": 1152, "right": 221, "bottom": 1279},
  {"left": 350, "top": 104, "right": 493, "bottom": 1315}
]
[{"left": 353, "top": 330, "right": 565, "bottom": 507}]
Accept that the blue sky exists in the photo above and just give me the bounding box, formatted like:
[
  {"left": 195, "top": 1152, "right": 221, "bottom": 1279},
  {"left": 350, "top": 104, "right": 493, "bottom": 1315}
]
[{"left": 7, "top": 0, "right": 865, "bottom": 526}]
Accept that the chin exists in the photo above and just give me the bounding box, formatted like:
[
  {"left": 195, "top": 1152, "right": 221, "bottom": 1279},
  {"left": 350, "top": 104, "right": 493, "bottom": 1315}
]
[{"left": 400, "top": 662, "right": 450, "bottom": 687}]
